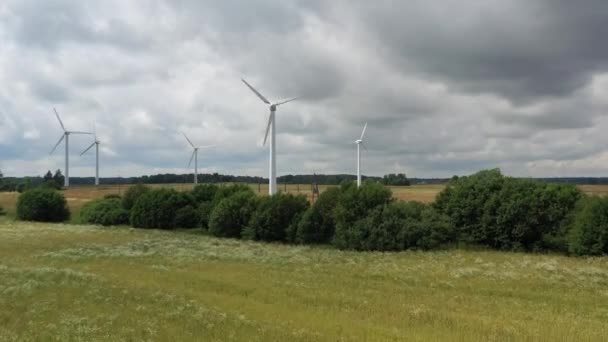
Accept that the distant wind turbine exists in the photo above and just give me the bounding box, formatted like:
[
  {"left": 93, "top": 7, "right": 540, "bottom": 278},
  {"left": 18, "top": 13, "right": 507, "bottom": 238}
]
[
  {"left": 50, "top": 108, "right": 92, "bottom": 187},
  {"left": 354, "top": 122, "right": 368, "bottom": 187},
  {"left": 182, "top": 132, "right": 215, "bottom": 184},
  {"left": 241, "top": 78, "right": 298, "bottom": 195},
  {"left": 80, "top": 123, "right": 101, "bottom": 186}
]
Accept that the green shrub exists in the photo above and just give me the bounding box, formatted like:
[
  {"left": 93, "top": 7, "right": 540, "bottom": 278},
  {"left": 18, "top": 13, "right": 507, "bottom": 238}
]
[
  {"left": 16, "top": 183, "right": 27, "bottom": 193},
  {"left": 208, "top": 191, "right": 258, "bottom": 238},
  {"left": 295, "top": 187, "right": 342, "bottom": 244},
  {"left": 191, "top": 184, "right": 222, "bottom": 229},
  {"left": 434, "top": 169, "right": 504, "bottom": 243},
  {"left": 212, "top": 184, "right": 254, "bottom": 205},
  {"left": 130, "top": 188, "right": 194, "bottom": 229},
  {"left": 16, "top": 188, "right": 70, "bottom": 222},
  {"left": 406, "top": 205, "right": 456, "bottom": 250},
  {"left": 333, "top": 181, "right": 393, "bottom": 248},
  {"left": 80, "top": 198, "right": 129, "bottom": 226},
  {"left": 103, "top": 194, "right": 121, "bottom": 200},
  {"left": 175, "top": 205, "right": 199, "bottom": 228},
  {"left": 480, "top": 179, "right": 580, "bottom": 250},
  {"left": 334, "top": 201, "right": 455, "bottom": 251},
  {"left": 122, "top": 184, "right": 150, "bottom": 210},
  {"left": 192, "top": 184, "right": 219, "bottom": 203},
  {"left": 567, "top": 196, "right": 608, "bottom": 256},
  {"left": 435, "top": 169, "right": 580, "bottom": 251},
  {"left": 0, "top": 205, "right": 5, "bottom": 216},
  {"left": 197, "top": 201, "right": 215, "bottom": 229},
  {"left": 244, "top": 193, "right": 309, "bottom": 242}
]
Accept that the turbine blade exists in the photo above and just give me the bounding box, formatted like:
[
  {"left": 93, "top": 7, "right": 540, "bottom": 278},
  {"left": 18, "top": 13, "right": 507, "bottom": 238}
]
[
  {"left": 198, "top": 144, "right": 216, "bottom": 149},
  {"left": 241, "top": 78, "right": 271, "bottom": 104},
  {"left": 50, "top": 134, "right": 65, "bottom": 154},
  {"left": 360, "top": 122, "right": 368, "bottom": 140},
  {"left": 187, "top": 150, "right": 195, "bottom": 168},
  {"left": 80, "top": 142, "right": 95, "bottom": 156},
  {"left": 362, "top": 142, "right": 368, "bottom": 151},
  {"left": 53, "top": 108, "right": 66, "bottom": 131},
  {"left": 69, "top": 131, "right": 93, "bottom": 135},
  {"left": 182, "top": 132, "right": 195, "bottom": 148},
  {"left": 274, "top": 97, "right": 298, "bottom": 106},
  {"left": 262, "top": 112, "right": 273, "bottom": 146}
]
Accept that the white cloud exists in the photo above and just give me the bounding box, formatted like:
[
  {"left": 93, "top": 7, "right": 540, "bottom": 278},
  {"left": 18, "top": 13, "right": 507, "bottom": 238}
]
[{"left": 2, "top": 0, "right": 608, "bottom": 179}]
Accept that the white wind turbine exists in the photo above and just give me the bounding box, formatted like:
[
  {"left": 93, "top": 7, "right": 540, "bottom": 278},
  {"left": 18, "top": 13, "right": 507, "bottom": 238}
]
[
  {"left": 50, "top": 108, "right": 92, "bottom": 187},
  {"left": 241, "top": 78, "right": 297, "bottom": 195},
  {"left": 182, "top": 132, "right": 215, "bottom": 184},
  {"left": 354, "top": 122, "right": 368, "bottom": 187},
  {"left": 80, "top": 123, "right": 101, "bottom": 186}
]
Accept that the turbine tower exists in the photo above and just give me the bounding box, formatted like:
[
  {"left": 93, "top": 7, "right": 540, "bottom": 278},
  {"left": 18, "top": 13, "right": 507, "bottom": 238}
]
[
  {"left": 241, "top": 78, "right": 297, "bottom": 195},
  {"left": 182, "top": 132, "right": 215, "bottom": 184},
  {"left": 50, "top": 108, "right": 92, "bottom": 187},
  {"left": 80, "top": 127, "right": 100, "bottom": 186},
  {"left": 354, "top": 122, "right": 368, "bottom": 187}
]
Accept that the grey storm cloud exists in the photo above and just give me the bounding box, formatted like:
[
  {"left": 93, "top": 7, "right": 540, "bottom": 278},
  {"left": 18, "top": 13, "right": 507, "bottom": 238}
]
[{"left": 2, "top": 0, "right": 608, "bottom": 178}]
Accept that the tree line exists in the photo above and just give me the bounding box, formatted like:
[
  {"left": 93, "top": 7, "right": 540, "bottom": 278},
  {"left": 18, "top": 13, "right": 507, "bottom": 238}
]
[
  {"left": 0, "top": 170, "right": 412, "bottom": 191},
  {"left": 12, "top": 169, "right": 608, "bottom": 256}
]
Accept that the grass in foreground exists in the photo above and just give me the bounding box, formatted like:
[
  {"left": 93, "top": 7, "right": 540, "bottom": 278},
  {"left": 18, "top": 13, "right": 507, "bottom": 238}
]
[{"left": 1, "top": 218, "right": 608, "bottom": 341}]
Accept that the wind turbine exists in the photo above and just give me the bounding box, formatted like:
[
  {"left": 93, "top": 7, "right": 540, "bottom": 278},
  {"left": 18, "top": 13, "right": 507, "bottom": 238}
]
[
  {"left": 241, "top": 78, "right": 297, "bottom": 195},
  {"left": 354, "top": 122, "right": 368, "bottom": 187},
  {"left": 182, "top": 132, "right": 215, "bottom": 184},
  {"left": 80, "top": 124, "right": 100, "bottom": 186},
  {"left": 50, "top": 108, "right": 92, "bottom": 187}
]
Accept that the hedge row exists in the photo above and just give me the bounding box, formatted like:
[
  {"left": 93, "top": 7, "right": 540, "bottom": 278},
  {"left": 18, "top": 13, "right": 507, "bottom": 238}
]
[
  {"left": 13, "top": 170, "right": 608, "bottom": 256},
  {"left": 434, "top": 169, "right": 582, "bottom": 252}
]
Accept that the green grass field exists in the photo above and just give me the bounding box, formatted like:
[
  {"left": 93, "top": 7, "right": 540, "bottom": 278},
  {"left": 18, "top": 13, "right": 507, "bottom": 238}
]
[{"left": 1, "top": 217, "right": 607, "bottom": 341}]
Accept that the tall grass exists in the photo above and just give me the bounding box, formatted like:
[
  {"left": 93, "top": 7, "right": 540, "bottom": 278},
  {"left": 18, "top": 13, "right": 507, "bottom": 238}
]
[{"left": 1, "top": 217, "right": 607, "bottom": 340}]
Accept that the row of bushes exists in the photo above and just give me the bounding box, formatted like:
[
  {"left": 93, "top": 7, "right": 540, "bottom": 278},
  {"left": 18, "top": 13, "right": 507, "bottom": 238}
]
[
  {"left": 434, "top": 169, "right": 608, "bottom": 255},
  {"left": 13, "top": 170, "right": 608, "bottom": 256}
]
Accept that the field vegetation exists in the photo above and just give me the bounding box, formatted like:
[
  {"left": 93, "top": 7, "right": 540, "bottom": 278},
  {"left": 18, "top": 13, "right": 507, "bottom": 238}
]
[
  {"left": 2, "top": 169, "right": 608, "bottom": 339},
  {"left": 1, "top": 219, "right": 608, "bottom": 341}
]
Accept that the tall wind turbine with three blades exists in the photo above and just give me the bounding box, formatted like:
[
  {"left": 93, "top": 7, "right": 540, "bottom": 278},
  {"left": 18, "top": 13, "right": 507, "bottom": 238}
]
[
  {"left": 241, "top": 78, "right": 297, "bottom": 195},
  {"left": 355, "top": 122, "right": 368, "bottom": 187},
  {"left": 50, "top": 108, "right": 92, "bottom": 187},
  {"left": 183, "top": 132, "right": 215, "bottom": 184},
  {"left": 80, "top": 124, "right": 101, "bottom": 186}
]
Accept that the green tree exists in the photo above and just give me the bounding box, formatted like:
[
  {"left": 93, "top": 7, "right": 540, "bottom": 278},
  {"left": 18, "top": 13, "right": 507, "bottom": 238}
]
[
  {"left": 332, "top": 181, "right": 393, "bottom": 249},
  {"left": 53, "top": 169, "right": 65, "bottom": 188},
  {"left": 208, "top": 191, "right": 258, "bottom": 238},
  {"left": 16, "top": 188, "right": 70, "bottom": 222},
  {"left": 43, "top": 170, "right": 53, "bottom": 182},
  {"left": 244, "top": 193, "right": 309, "bottom": 242},
  {"left": 568, "top": 196, "right": 608, "bottom": 256},
  {"left": 382, "top": 173, "right": 411, "bottom": 186}
]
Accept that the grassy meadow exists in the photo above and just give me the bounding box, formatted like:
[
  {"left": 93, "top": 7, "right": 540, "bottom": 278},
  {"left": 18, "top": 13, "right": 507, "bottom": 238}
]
[{"left": 1, "top": 217, "right": 607, "bottom": 341}]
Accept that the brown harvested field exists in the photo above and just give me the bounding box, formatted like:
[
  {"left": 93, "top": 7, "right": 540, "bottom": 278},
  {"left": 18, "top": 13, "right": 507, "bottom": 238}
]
[
  {"left": 2, "top": 183, "right": 608, "bottom": 220},
  {"left": 578, "top": 185, "right": 608, "bottom": 197}
]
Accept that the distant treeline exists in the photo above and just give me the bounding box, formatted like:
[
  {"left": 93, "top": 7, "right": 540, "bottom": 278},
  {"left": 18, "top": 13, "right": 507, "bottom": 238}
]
[
  {"left": 3, "top": 170, "right": 608, "bottom": 192},
  {"left": 0, "top": 172, "right": 410, "bottom": 190}
]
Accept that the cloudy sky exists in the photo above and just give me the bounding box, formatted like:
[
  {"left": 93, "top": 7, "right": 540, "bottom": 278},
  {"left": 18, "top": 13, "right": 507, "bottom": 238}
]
[{"left": 1, "top": 0, "right": 608, "bottom": 178}]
